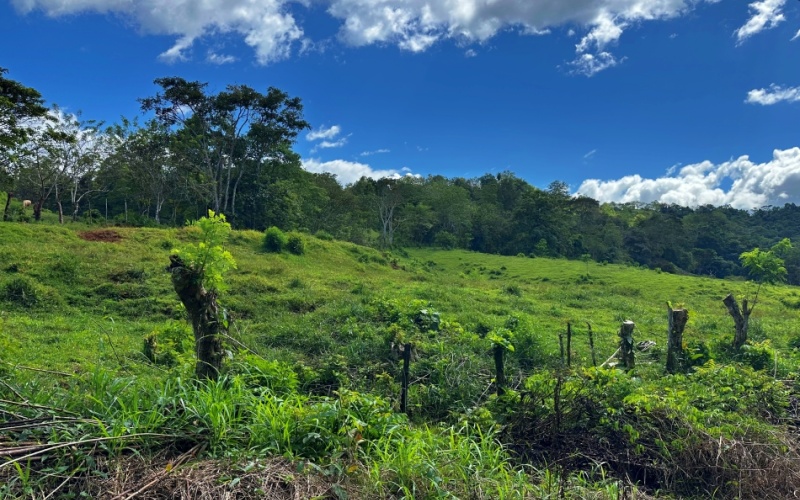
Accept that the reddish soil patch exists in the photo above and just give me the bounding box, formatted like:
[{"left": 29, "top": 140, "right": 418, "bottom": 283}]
[{"left": 78, "top": 229, "right": 123, "bottom": 243}]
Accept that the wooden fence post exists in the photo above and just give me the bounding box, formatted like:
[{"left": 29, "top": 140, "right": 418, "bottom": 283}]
[
  {"left": 566, "top": 322, "right": 572, "bottom": 368},
  {"left": 666, "top": 306, "right": 689, "bottom": 374},
  {"left": 587, "top": 322, "right": 597, "bottom": 367},
  {"left": 618, "top": 321, "right": 635, "bottom": 371}
]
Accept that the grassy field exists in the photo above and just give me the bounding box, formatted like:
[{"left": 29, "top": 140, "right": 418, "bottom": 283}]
[{"left": 2, "top": 221, "right": 800, "bottom": 498}]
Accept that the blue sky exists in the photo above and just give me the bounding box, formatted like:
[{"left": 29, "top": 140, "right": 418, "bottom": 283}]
[{"left": 2, "top": 0, "right": 799, "bottom": 208}]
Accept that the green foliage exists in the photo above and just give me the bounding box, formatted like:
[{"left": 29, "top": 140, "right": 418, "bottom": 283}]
[
  {"left": 263, "top": 226, "right": 287, "bottom": 253},
  {"left": 487, "top": 327, "right": 515, "bottom": 352},
  {"left": 173, "top": 210, "right": 236, "bottom": 292},
  {"left": 142, "top": 320, "right": 194, "bottom": 367},
  {"left": 1, "top": 276, "right": 41, "bottom": 307},
  {"left": 740, "top": 244, "right": 788, "bottom": 285},
  {"left": 286, "top": 233, "right": 305, "bottom": 255},
  {"left": 434, "top": 231, "right": 458, "bottom": 249}
]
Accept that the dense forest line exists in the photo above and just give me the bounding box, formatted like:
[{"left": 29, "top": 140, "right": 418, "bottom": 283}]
[{"left": 3, "top": 69, "right": 800, "bottom": 284}]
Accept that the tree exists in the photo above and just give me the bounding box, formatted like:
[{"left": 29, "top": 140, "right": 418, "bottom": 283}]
[
  {"left": 1, "top": 67, "right": 48, "bottom": 220},
  {"left": 140, "top": 77, "right": 309, "bottom": 223},
  {"left": 724, "top": 238, "right": 791, "bottom": 349},
  {"left": 168, "top": 211, "right": 236, "bottom": 380},
  {"left": 107, "top": 118, "right": 177, "bottom": 224}
]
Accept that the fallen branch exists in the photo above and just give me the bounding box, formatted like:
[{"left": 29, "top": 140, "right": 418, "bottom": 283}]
[
  {"left": 4, "top": 362, "right": 74, "bottom": 377},
  {"left": 0, "top": 433, "right": 180, "bottom": 471},
  {"left": 600, "top": 348, "right": 621, "bottom": 368}
]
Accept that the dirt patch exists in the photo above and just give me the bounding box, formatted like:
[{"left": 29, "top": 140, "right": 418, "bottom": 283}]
[{"left": 79, "top": 229, "right": 123, "bottom": 243}]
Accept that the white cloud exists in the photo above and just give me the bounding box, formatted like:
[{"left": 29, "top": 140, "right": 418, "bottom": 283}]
[
  {"left": 360, "top": 148, "right": 391, "bottom": 156},
  {"left": 735, "top": 0, "right": 785, "bottom": 44},
  {"left": 207, "top": 51, "right": 237, "bottom": 65},
  {"left": 306, "top": 125, "right": 341, "bottom": 141},
  {"left": 313, "top": 137, "right": 349, "bottom": 151},
  {"left": 11, "top": 0, "right": 303, "bottom": 64},
  {"left": 570, "top": 52, "right": 620, "bottom": 76},
  {"left": 576, "top": 147, "right": 800, "bottom": 209},
  {"left": 583, "top": 149, "right": 597, "bottom": 160},
  {"left": 327, "top": 0, "right": 717, "bottom": 75},
  {"left": 792, "top": 29, "right": 800, "bottom": 41},
  {"left": 9, "top": 0, "right": 754, "bottom": 72},
  {"left": 302, "top": 157, "right": 414, "bottom": 185},
  {"left": 464, "top": 48, "right": 477, "bottom": 57},
  {"left": 746, "top": 84, "right": 800, "bottom": 105}
]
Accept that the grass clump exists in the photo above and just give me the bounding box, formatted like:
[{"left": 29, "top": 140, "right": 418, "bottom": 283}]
[
  {"left": 263, "top": 226, "right": 287, "bottom": 253},
  {"left": 1, "top": 276, "right": 43, "bottom": 307}
]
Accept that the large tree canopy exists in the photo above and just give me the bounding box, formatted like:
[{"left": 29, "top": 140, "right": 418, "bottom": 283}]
[
  {"left": 1, "top": 68, "right": 48, "bottom": 195},
  {"left": 139, "top": 77, "right": 310, "bottom": 221}
]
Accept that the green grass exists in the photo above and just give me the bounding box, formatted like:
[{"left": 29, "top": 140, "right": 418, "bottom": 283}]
[{"left": 2, "top": 221, "right": 800, "bottom": 497}]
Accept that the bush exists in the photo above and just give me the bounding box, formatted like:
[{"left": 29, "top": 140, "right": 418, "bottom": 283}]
[
  {"left": 314, "top": 230, "right": 334, "bottom": 241},
  {"left": 434, "top": 231, "right": 458, "bottom": 249},
  {"left": 142, "top": 320, "right": 193, "bottom": 367},
  {"left": 263, "top": 226, "right": 287, "bottom": 253},
  {"left": 1, "top": 276, "right": 41, "bottom": 307},
  {"left": 286, "top": 233, "right": 305, "bottom": 255}
]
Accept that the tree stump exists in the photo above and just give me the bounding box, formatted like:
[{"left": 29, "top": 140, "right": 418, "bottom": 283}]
[
  {"left": 168, "top": 255, "right": 225, "bottom": 380},
  {"left": 618, "top": 321, "right": 635, "bottom": 371},
  {"left": 723, "top": 294, "right": 751, "bottom": 350},
  {"left": 666, "top": 306, "right": 689, "bottom": 374}
]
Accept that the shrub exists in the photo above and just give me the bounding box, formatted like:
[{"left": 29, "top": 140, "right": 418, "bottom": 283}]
[
  {"left": 434, "top": 231, "right": 458, "bottom": 249},
  {"left": 286, "top": 233, "right": 305, "bottom": 255},
  {"left": 314, "top": 230, "right": 334, "bottom": 241},
  {"left": 263, "top": 226, "right": 287, "bottom": 253},
  {"left": 1, "top": 276, "right": 41, "bottom": 307},
  {"left": 142, "top": 320, "right": 194, "bottom": 366}
]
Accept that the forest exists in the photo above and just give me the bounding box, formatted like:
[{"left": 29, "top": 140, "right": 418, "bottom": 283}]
[
  {"left": 4, "top": 67, "right": 800, "bottom": 499},
  {"left": 3, "top": 68, "right": 800, "bottom": 285}
]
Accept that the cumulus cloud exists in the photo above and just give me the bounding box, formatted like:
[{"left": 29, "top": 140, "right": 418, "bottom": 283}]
[
  {"left": 746, "top": 84, "right": 800, "bottom": 105},
  {"left": 735, "top": 0, "right": 786, "bottom": 44},
  {"left": 327, "top": 0, "right": 716, "bottom": 75},
  {"left": 575, "top": 148, "right": 800, "bottom": 209},
  {"left": 302, "top": 158, "right": 414, "bottom": 185},
  {"left": 10, "top": 0, "right": 761, "bottom": 73},
  {"left": 11, "top": 0, "right": 303, "bottom": 64},
  {"left": 306, "top": 125, "right": 341, "bottom": 141}
]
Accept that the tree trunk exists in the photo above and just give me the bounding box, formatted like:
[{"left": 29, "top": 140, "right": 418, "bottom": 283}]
[
  {"left": 168, "top": 255, "right": 225, "bottom": 380},
  {"left": 55, "top": 184, "right": 64, "bottom": 224},
  {"left": 494, "top": 344, "right": 506, "bottom": 396},
  {"left": 3, "top": 192, "right": 12, "bottom": 221},
  {"left": 400, "top": 343, "right": 412, "bottom": 414},
  {"left": 618, "top": 321, "right": 635, "bottom": 371},
  {"left": 34, "top": 199, "right": 43, "bottom": 221},
  {"left": 724, "top": 293, "right": 750, "bottom": 350},
  {"left": 666, "top": 306, "right": 689, "bottom": 374}
]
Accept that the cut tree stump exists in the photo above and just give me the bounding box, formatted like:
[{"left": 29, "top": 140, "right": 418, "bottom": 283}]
[
  {"left": 618, "top": 321, "right": 635, "bottom": 371},
  {"left": 666, "top": 306, "right": 689, "bottom": 374},
  {"left": 723, "top": 293, "right": 751, "bottom": 350},
  {"left": 168, "top": 255, "right": 225, "bottom": 380}
]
